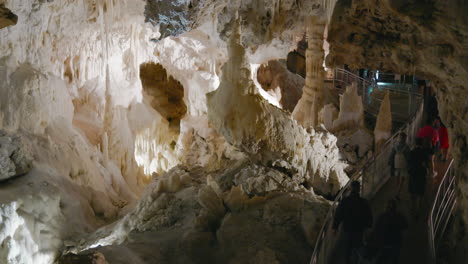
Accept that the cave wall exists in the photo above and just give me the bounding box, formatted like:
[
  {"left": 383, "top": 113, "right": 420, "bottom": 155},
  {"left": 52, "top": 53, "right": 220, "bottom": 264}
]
[
  {"left": 256, "top": 60, "right": 304, "bottom": 112},
  {"left": 327, "top": 0, "right": 468, "bottom": 261}
]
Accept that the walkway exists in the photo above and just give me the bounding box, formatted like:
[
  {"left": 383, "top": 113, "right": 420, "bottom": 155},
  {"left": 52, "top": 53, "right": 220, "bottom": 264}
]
[
  {"left": 310, "top": 68, "right": 427, "bottom": 264},
  {"left": 327, "top": 156, "right": 452, "bottom": 264},
  {"left": 371, "top": 157, "right": 451, "bottom": 264}
]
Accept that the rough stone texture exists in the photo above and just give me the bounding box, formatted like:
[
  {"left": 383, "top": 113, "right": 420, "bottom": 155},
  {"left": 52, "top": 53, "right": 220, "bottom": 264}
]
[
  {"left": 336, "top": 128, "right": 374, "bottom": 162},
  {"left": 66, "top": 165, "right": 330, "bottom": 264},
  {"left": 332, "top": 82, "right": 365, "bottom": 132},
  {"left": 207, "top": 19, "right": 348, "bottom": 196},
  {"left": 256, "top": 60, "right": 304, "bottom": 112},
  {"left": 0, "top": 4, "right": 17, "bottom": 29},
  {"left": 327, "top": 0, "right": 468, "bottom": 261},
  {"left": 144, "top": 0, "right": 327, "bottom": 51},
  {"left": 144, "top": 0, "right": 192, "bottom": 39},
  {"left": 0, "top": 131, "right": 33, "bottom": 181}
]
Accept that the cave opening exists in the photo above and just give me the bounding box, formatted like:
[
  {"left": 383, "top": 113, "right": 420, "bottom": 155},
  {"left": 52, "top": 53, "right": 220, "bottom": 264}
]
[{"left": 139, "top": 62, "right": 187, "bottom": 132}]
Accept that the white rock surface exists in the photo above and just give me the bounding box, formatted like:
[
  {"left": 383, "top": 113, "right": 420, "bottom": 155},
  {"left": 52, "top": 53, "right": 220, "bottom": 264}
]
[
  {"left": 207, "top": 19, "right": 348, "bottom": 196},
  {"left": 318, "top": 103, "right": 339, "bottom": 130},
  {"left": 0, "top": 1, "right": 361, "bottom": 263},
  {"left": 332, "top": 82, "right": 365, "bottom": 131}
]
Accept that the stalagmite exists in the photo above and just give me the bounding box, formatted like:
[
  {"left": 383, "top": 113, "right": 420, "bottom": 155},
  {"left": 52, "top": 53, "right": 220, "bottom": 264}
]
[
  {"left": 292, "top": 16, "right": 327, "bottom": 129},
  {"left": 2, "top": 0, "right": 464, "bottom": 263},
  {"left": 374, "top": 91, "right": 392, "bottom": 150},
  {"left": 318, "top": 103, "right": 339, "bottom": 131},
  {"left": 332, "top": 82, "right": 365, "bottom": 131}
]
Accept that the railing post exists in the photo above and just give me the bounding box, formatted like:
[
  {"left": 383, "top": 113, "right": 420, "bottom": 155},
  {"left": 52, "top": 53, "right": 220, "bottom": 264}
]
[{"left": 408, "top": 92, "right": 412, "bottom": 116}]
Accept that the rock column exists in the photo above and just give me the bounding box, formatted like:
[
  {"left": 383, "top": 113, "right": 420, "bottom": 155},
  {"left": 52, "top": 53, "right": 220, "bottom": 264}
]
[{"left": 292, "top": 16, "right": 326, "bottom": 129}]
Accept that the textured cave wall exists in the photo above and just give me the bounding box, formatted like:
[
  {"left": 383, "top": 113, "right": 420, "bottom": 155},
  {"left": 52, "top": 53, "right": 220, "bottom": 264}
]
[
  {"left": 0, "top": 4, "right": 17, "bottom": 29},
  {"left": 144, "top": 0, "right": 327, "bottom": 55},
  {"left": 327, "top": 0, "right": 468, "bottom": 261},
  {"left": 256, "top": 60, "right": 304, "bottom": 112}
]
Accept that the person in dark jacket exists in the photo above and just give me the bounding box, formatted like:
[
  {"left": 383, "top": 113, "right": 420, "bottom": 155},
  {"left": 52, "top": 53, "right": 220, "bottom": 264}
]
[
  {"left": 333, "top": 181, "right": 373, "bottom": 264},
  {"left": 408, "top": 137, "right": 430, "bottom": 215},
  {"left": 373, "top": 199, "right": 408, "bottom": 263}
]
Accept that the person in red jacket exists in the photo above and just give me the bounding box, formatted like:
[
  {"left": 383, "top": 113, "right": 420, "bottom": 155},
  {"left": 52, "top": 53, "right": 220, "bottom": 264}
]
[
  {"left": 416, "top": 118, "right": 440, "bottom": 176},
  {"left": 439, "top": 122, "right": 449, "bottom": 161}
]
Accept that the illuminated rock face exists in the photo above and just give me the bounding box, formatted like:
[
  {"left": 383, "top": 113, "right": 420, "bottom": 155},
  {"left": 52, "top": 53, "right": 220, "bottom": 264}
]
[
  {"left": 0, "top": 0, "right": 161, "bottom": 263},
  {"left": 207, "top": 19, "right": 348, "bottom": 196},
  {"left": 2, "top": 0, "right": 466, "bottom": 263},
  {"left": 292, "top": 16, "right": 327, "bottom": 129},
  {"left": 332, "top": 82, "right": 364, "bottom": 132},
  {"left": 58, "top": 17, "right": 347, "bottom": 264},
  {"left": 256, "top": 60, "right": 304, "bottom": 112},
  {"left": 327, "top": 0, "right": 468, "bottom": 260}
]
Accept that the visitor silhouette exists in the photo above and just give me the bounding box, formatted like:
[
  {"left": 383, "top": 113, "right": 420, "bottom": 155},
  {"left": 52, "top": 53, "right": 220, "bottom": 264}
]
[{"left": 333, "top": 181, "right": 373, "bottom": 264}]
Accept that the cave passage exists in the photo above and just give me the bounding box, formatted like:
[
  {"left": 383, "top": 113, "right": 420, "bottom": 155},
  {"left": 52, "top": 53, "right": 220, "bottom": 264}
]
[{"left": 140, "top": 62, "right": 187, "bottom": 131}]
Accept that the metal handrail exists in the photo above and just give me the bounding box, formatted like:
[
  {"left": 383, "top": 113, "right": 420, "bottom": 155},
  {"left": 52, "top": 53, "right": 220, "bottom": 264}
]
[
  {"left": 310, "top": 91, "right": 424, "bottom": 264},
  {"left": 327, "top": 68, "right": 423, "bottom": 124},
  {"left": 428, "top": 160, "right": 456, "bottom": 264}
]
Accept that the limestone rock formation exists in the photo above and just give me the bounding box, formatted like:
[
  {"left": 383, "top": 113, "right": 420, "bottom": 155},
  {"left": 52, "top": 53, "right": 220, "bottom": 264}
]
[
  {"left": 332, "top": 82, "right": 365, "bottom": 131},
  {"left": 64, "top": 165, "right": 330, "bottom": 264},
  {"left": 0, "top": 131, "right": 33, "bottom": 181},
  {"left": 207, "top": 19, "right": 348, "bottom": 196},
  {"left": 374, "top": 91, "right": 392, "bottom": 149},
  {"left": 1, "top": 0, "right": 466, "bottom": 263},
  {"left": 318, "top": 104, "right": 339, "bottom": 131},
  {"left": 292, "top": 16, "right": 327, "bottom": 129},
  {"left": 336, "top": 128, "right": 374, "bottom": 167},
  {"left": 256, "top": 60, "right": 304, "bottom": 112}
]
